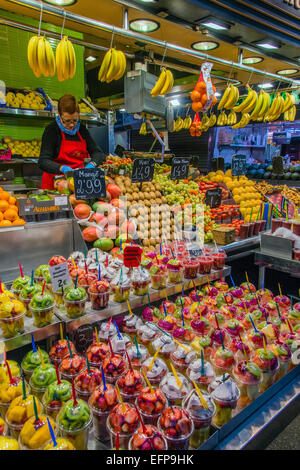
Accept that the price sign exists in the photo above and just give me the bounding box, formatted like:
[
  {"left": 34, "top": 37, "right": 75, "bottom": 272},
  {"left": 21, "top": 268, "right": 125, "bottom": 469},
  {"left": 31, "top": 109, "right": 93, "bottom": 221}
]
[
  {"left": 74, "top": 324, "right": 94, "bottom": 354},
  {"left": 272, "top": 156, "right": 284, "bottom": 174},
  {"left": 232, "top": 155, "right": 246, "bottom": 177},
  {"left": 212, "top": 158, "right": 224, "bottom": 172},
  {"left": 49, "top": 262, "right": 72, "bottom": 292},
  {"left": 205, "top": 187, "right": 222, "bottom": 208},
  {"left": 73, "top": 168, "right": 106, "bottom": 200},
  {"left": 187, "top": 242, "right": 203, "bottom": 257},
  {"left": 131, "top": 158, "right": 155, "bottom": 183},
  {"left": 171, "top": 157, "right": 190, "bottom": 180}
]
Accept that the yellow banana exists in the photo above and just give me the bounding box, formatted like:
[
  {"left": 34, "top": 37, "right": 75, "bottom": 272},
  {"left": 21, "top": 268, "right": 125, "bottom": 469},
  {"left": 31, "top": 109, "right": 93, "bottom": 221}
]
[
  {"left": 106, "top": 48, "right": 119, "bottom": 83},
  {"left": 233, "top": 86, "right": 255, "bottom": 112},
  {"left": 209, "top": 114, "right": 217, "bottom": 127},
  {"left": 27, "top": 35, "right": 40, "bottom": 76},
  {"left": 218, "top": 85, "right": 231, "bottom": 110},
  {"left": 224, "top": 85, "right": 239, "bottom": 109},
  {"left": 98, "top": 49, "right": 112, "bottom": 82},
  {"left": 66, "top": 38, "right": 76, "bottom": 79},
  {"left": 114, "top": 50, "right": 126, "bottom": 81},
  {"left": 37, "top": 37, "right": 48, "bottom": 77},
  {"left": 44, "top": 39, "right": 55, "bottom": 77},
  {"left": 242, "top": 90, "right": 257, "bottom": 113},
  {"left": 151, "top": 68, "right": 167, "bottom": 97},
  {"left": 160, "top": 69, "right": 174, "bottom": 95},
  {"left": 258, "top": 91, "right": 271, "bottom": 119}
]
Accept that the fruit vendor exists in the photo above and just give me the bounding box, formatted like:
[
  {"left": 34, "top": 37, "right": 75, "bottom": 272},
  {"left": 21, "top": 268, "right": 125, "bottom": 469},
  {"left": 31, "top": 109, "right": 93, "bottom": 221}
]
[{"left": 38, "top": 94, "right": 106, "bottom": 189}]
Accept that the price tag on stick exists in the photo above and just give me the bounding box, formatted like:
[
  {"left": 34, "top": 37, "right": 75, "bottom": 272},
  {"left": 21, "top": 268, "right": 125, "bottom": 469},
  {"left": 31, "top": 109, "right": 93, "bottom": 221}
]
[
  {"left": 49, "top": 262, "right": 72, "bottom": 292},
  {"left": 205, "top": 188, "right": 222, "bottom": 208},
  {"left": 73, "top": 168, "right": 106, "bottom": 200},
  {"left": 171, "top": 157, "right": 190, "bottom": 180},
  {"left": 232, "top": 155, "right": 246, "bottom": 177},
  {"left": 131, "top": 158, "right": 155, "bottom": 183}
]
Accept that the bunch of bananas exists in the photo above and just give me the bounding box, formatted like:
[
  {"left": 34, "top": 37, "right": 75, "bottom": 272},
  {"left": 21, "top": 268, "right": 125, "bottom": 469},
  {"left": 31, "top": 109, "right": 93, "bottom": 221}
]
[
  {"left": 183, "top": 116, "right": 192, "bottom": 129},
  {"left": 284, "top": 105, "right": 296, "bottom": 121},
  {"left": 217, "top": 111, "right": 228, "bottom": 126},
  {"left": 263, "top": 92, "right": 285, "bottom": 122},
  {"left": 98, "top": 48, "right": 126, "bottom": 83},
  {"left": 27, "top": 35, "right": 55, "bottom": 78},
  {"left": 227, "top": 110, "right": 237, "bottom": 126},
  {"left": 56, "top": 36, "right": 76, "bottom": 81},
  {"left": 139, "top": 122, "right": 147, "bottom": 135},
  {"left": 151, "top": 68, "right": 174, "bottom": 97},
  {"left": 232, "top": 113, "right": 251, "bottom": 129},
  {"left": 200, "top": 113, "right": 216, "bottom": 131},
  {"left": 217, "top": 84, "right": 239, "bottom": 110},
  {"left": 282, "top": 92, "right": 295, "bottom": 113},
  {"left": 233, "top": 86, "right": 257, "bottom": 114},
  {"left": 250, "top": 90, "right": 271, "bottom": 122}
]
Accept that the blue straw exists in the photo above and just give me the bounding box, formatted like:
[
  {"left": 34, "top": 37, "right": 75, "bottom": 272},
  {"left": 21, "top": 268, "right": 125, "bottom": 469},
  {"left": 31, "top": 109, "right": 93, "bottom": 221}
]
[
  {"left": 260, "top": 280, "right": 265, "bottom": 291},
  {"left": 249, "top": 315, "right": 258, "bottom": 333},
  {"left": 230, "top": 274, "right": 236, "bottom": 288},
  {"left": 47, "top": 417, "right": 57, "bottom": 448},
  {"left": 263, "top": 308, "right": 269, "bottom": 324},
  {"left": 120, "top": 239, "right": 122, "bottom": 252},
  {"left": 181, "top": 309, "right": 185, "bottom": 327},
  {"left": 113, "top": 320, "right": 122, "bottom": 340},
  {"left": 160, "top": 243, "right": 162, "bottom": 255},
  {"left": 179, "top": 297, "right": 184, "bottom": 310},
  {"left": 134, "top": 336, "right": 141, "bottom": 359},
  {"left": 98, "top": 264, "right": 101, "bottom": 281},
  {"left": 163, "top": 302, "right": 167, "bottom": 317},
  {"left": 31, "top": 333, "right": 37, "bottom": 353},
  {"left": 101, "top": 366, "right": 107, "bottom": 391}
]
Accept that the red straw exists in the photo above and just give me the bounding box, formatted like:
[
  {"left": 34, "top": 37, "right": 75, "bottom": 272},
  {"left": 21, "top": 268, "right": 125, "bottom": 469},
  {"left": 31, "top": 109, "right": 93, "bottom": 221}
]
[
  {"left": 54, "top": 360, "right": 61, "bottom": 384},
  {"left": 0, "top": 280, "right": 2, "bottom": 293},
  {"left": 41, "top": 281, "right": 46, "bottom": 296},
  {"left": 106, "top": 255, "right": 109, "bottom": 268},
  {"left": 134, "top": 403, "right": 147, "bottom": 433},
  {"left": 71, "top": 378, "right": 78, "bottom": 406},
  {"left": 19, "top": 263, "right": 24, "bottom": 278},
  {"left": 106, "top": 316, "right": 113, "bottom": 330},
  {"left": 84, "top": 261, "right": 88, "bottom": 275},
  {"left": 125, "top": 350, "right": 133, "bottom": 372},
  {"left": 116, "top": 432, "right": 119, "bottom": 450},
  {"left": 286, "top": 318, "right": 293, "bottom": 334},
  {"left": 5, "top": 360, "right": 15, "bottom": 384},
  {"left": 214, "top": 313, "right": 220, "bottom": 330},
  {"left": 107, "top": 338, "right": 115, "bottom": 357}
]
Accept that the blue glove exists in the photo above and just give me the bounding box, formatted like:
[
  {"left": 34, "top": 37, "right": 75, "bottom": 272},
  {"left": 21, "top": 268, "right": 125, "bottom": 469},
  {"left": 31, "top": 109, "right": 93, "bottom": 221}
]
[
  {"left": 60, "top": 165, "right": 73, "bottom": 174},
  {"left": 85, "top": 162, "right": 96, "bottom": 169}
]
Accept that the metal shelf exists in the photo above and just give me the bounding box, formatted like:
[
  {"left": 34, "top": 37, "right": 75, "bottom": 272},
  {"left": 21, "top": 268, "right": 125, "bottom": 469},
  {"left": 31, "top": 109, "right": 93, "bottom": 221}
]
[{"left": 0, "top": 107, "right": 107, "bottom": 125}]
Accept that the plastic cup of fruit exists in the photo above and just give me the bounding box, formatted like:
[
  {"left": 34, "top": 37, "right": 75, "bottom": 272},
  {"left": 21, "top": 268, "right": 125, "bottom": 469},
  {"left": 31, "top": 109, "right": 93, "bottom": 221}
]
[
  {"left": 49, "top": 339, "right": 75, "bottom": 366},
  {"left": 271, "top": 218, "right": 282, "bottom": 233},
  {"left": 122, "top": 314, "right": 143, "bottom": 342},
  {"left": 182, "top": 259, "right": 199, "bottom": 279},
  {"left": 29, "top": 363, "right": 57, "bottom": 402},
  {"left": 212, "top": 252, "right": 226, "bottom": 270},
  {"left": 57, "top": 399, "right": 92, "bottom": 450},
  {"left": 11, "top": 276, "right": 30, "bottom": 299},
  {"left": 0, "top": 378, "right": 29, "bottom": 419},
  {"left": 64, "top": 289, "right": 87, "bottom": 319},
  {"left": 5, "top": 395, "right": 43, "bottom": 439},
  {"left": 42, "top": 380, "right": 72, "bottom": 420},
  {"left": 21, "top": 350, "right": 50, "bottom": 382},
  {"left": 29, "top": 303, "right": 54, "bottom": 328},
  {"left": 18, "top": 414, "right": 57, "bottom": 450},
  {"left": 20, "top": 285, "right": 42, "bottom": 317},
  {"left": 247, "top": 222, "right": 255, "bottom": 238},
  {"left": 167, "top": 261, "right": 183, "bottom": 285},
  {"left": 159, "top": 371, "right": 192, "bottom": 407},
  {"left": 253, "top": 221, "right": 262, "bottom": 236},
  {"left": 136, "top": 323, "right": 160, "bottom": 356},
  {"left": 186, "top": 359, "right": 215, "bottom": 392},
  {"left": 116, "top": 370, "right": 145, "bottom": 404},
  {"left": 233, "top": 362, "right": 262, "bottom": 410},
  {"left": 111, "top": 284, "right": 131, "bottom": 303},
  {"left": 282, "top": 220, "right": 292, "bottom": 230},
  {"left": 74, "top": 368, "right": 102, "bottom": 402},
  {"left": 128, "top": 424, "right": 168, "bottom": 450},
  {"left": 211, "top": 381, "right": 240, "bottom": 428},
  {"left": 52, "top": 290, "right": 65, "bottom": 310},
  {"left": 124, "top": 344, "right": 150, "bottom": 370},
  {"left": 135, "top": 387, "right": 167, "bottom": 426},
  {"left": 59, "top": 355, "right": 87, "bottom": 383},
  {"left": 86, "top": 342, "right": 110, "bottom": 369},
  {"left": 198, "top": 256, "right": 213, "bottom": 275},
  {"left": 251, "top": 349, "right": 280, "bottom": 393},
  {"left": 157, "top": 406, "right": 194, "bottom": 451},
  {"left": 239, "top": 223, "right": 249, "bottom": 240},
  {"left": 102, "top": 354, "right": 127, "bottom": 385},
  {"left": 182, "top": 390, "right": 216, "bottom": 449},
  {"left": 272, "top": 343, "right": 292, "bottom": 380},
  {"left": 106, "top": 403, "right": 139, "bottom": 450},
  {"left": 150, "top": 269, "right": 167, "bottom": 290},
  {"left": 259, "top": 220, "right": 266, "bottom": 232},
  {"left": 0, "top": 311, "right": 25, "bottom": 339},
  {"left": 210, "top": 347, "right": 235, "bottom": 378},
  {"left": 141, "top": 357, "right": 168, "bottom": 386},
  {"left": 43, "top": 437, "right": 75, "bottom": 450},
  {"left": 89, "top": 384, "right": 119, "bottom": 442},
  {"left": 89, "top": 289, "right": 110, "bottom": 310},
  {"left": 0, "top": 416, "right": 8, "bottom": 437}
]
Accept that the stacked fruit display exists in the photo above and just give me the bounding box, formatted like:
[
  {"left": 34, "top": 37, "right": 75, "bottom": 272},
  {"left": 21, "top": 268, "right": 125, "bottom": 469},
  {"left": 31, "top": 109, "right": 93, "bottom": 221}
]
[
  {"left": 170, "top": 116, "right": 192, "bottom": 132},
  {"left": 4, "top": 91, "right": 47, "bottom": 111},
  {"left": 0, "top": 189, "right": 25, "bottom": 227},
  {"left": 255, "top": 182, "right": 300, "bottom": 207},
  {"left": 98, "top": 48, "right": 126, "bottom": 83},
  {"left": 103, "top": 156, "right": 133, "bottom": 175},
  {"left": 1, "top": 137, "right": 41, "bottom": 159}
]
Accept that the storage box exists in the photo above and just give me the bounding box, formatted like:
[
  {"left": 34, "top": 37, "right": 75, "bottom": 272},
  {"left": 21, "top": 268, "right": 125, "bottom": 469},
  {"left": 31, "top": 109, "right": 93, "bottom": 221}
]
[{"left": 213, "top": 226, "right": 236, "bottom": 245}]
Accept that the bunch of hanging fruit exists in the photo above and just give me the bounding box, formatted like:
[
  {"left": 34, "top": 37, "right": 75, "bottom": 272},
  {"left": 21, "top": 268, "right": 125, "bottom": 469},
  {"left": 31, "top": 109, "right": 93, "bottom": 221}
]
[
  {"left": 190, "top": 77, "right": 217, "bottom": 113},
  {"left": 189, "top": 113, "right": 202, "bottom": 137}
]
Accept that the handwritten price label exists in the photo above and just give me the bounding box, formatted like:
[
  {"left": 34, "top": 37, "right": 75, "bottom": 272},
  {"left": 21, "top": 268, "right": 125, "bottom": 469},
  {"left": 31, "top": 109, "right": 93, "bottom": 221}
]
[
  {"left": 49, "top": 262, "right": 72, "bottom": 293},
  {"left": 131, "top": 158, "right": 155, "bottom": 183},
  {"left": 171, "top": 157, "right": 190, "bottom": 180},
  {"left": 74, "top": 168, "right": 106, "bottom": 200}
]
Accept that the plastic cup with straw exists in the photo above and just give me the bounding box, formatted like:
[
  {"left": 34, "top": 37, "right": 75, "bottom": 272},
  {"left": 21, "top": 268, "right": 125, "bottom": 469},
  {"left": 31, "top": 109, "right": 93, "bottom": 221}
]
[
  {"left": 134, "top": 336, "right": 141, "bottom": 360},
  {"left": 54, "top": 359, "right": 61, "bottom": 385},
  {"left": 147, "top": 346, "right": 162, "bottom": 371},
  {"left": 32, "top": 395, "right": 40, "bottom": 424},
  {"left": 170, "top": 363, "right": 183, "bottom": 390},
  {"left": 66, "top": 336, "right": 73, "bottom": 358}
]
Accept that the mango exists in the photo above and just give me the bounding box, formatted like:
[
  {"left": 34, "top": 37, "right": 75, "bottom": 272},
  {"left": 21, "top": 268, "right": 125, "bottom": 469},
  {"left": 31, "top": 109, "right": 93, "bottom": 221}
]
[{"left": 93, "top": 238, "right": 114, "bottom": 252}]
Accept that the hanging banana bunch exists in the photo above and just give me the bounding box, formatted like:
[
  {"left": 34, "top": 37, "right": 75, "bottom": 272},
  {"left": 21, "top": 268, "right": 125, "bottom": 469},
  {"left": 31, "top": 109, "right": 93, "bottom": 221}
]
[
  {"left": 264, "top": 92, "right": 285, "bottom": 122},
  {"left": 98, "top": 48, "right": 126, "bottom": 83},
  {"left": 151, "top": 67, "right": 174, "bottom": 97},
  {"left": 250, "top": 89, "right": 271, "bottom": 122},
  {"left": 284, "top": 105, "right": 296, "bottom": 122},
  {"left": 232, "top": 113, "right": 251, "bottom": 129},
  {"left": 139, "top": 121, "right": 147, "bottom": 135},
  {"left": 217, "top": 84, "right": 240, "bottom": 110},
  {"left": 233, "top": 86, "right": 257, "bottom": 114},
  {"left": 182, "top": 116, "right": 192, "bottom": 129},
  {"left": 200, "top": 113, "right": 211, "bottom": 132},
  {"left": 208, "top": 114, "right": 216, "bottom": 127},
  {"left": 55, "top": 36, "right": 76, "bottom": 81},
  {"left": 27, "top": 35, "right": 55, "bottom": 78},
  {"left": 282, "top": 92, "right": 295, "bottom": 113},
  {"left": 217, "top": 111, "right": 228, "bottom": 126},
  {"left": 227, "top": 110, "right": 237, "bottom": 126}
]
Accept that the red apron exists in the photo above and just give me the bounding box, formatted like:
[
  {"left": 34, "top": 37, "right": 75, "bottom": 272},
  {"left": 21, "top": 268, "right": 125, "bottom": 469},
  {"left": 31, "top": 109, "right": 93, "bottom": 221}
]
[{"left": 41, "top": 130, "right": 89, "bottom": 190}]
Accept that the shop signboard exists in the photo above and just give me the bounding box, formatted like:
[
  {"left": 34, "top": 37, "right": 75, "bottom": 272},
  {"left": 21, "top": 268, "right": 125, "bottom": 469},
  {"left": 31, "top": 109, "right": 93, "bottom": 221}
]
[
  {"left": 18, "top": 195, "right": 69, "bottom": 216},
  {"left": 74, "top": 323, "right": 94, "bottom": 354}
]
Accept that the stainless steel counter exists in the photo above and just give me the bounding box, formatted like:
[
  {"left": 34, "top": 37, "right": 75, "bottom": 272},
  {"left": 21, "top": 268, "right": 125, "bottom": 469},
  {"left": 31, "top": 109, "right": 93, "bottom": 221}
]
[{"left": 254, "top": 250, "right": 300, "bottom": 286}]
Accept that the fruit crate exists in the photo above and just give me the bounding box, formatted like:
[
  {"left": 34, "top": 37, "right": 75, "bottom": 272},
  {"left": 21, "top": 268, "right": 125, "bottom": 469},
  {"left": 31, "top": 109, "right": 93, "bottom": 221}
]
[
  {"left": 0, "top": 87, "right": 51, "bottom": 111},
  {"left": 212, "top": 226, "right": 236, "bottom": 245},
  {"left": 2, "top": 136, "right": 41, "bottom": 159}
]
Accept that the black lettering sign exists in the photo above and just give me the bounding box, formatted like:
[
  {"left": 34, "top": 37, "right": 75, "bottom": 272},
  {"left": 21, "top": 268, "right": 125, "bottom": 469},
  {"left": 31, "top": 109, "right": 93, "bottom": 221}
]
[
  {"left": 74, "top": 324, "right": 94, "bottom": 354},
  {"left": 205, "top": 187, "right": 222, "bottom": 208},
  {"left": 232, "top": 155, "right": 246, "bottom": 177},
  {"left": 131, "top": 158, "right": 155, "bottom": 183},
  {"left": 74, "top": 168, "right": 106, "bottom": 200},
  {"left": 171, "top": 157, "right": 190, "bottom": 180}
]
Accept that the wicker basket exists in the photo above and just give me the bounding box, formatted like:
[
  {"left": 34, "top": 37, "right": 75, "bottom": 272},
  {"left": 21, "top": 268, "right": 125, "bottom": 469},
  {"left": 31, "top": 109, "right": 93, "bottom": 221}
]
[{"left": 212, "top": 227, "right": 236, "bottom": 245}]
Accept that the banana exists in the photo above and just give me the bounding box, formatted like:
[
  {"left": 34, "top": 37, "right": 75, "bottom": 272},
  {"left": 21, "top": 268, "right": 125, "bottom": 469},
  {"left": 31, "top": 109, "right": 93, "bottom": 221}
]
[
  {"left": 232, "top": 113, "right": 250, "bottom": 129},
  {"left": 98, "top": 49, "right": 112, "bottom": 82},
  {"left": 233, "top": 86, "right": 255, "bottom": 113},
  {"left": 224, "top": 85, "right": 240, "bottom": 109},
  {"left": 257, "top": 91, "right": 271, "bottom": 119},
  {"left": 227, "top": 110, "right": 237, "bottom": 125},
  {"left": 242, "top": 90, "right": 257, "bottom": 113},
  {"left": 37, "top": 37, "right": 48, "bottom": 77},
  {"left": 45, "top": 39, "right": 55, "bottom": 77},
  {"left": 218, "top": 85, "right": 231, "bottom": 110},
  {"left": 139, "top": 122, "right": 147, "bottom": 135},
  {"left": 250, "top": 90, "right": 264, "bottom": 121},
  {"left": 282, "top": 92, "right": 294, "bottom": 113},
  {"left": 159, "top": 69, "right": 174, "bottom": 96},
  {"left": 114, "top": 50, "right": 127, "bottom": 81},
  {"left": 151, "top": 68, "right": 167, "bottom": 97},
  {"left": 106, "top": 48, "right": 119, "bottom": 83},
  {"left": 55, "top": 36, "right": 69, "bottom": 81},
  {"left": 289, "top": 105, "right": 296, "bottom": 121},
  {"left": 209, "top": 114, "right": 217, "bottom": 127},
  {"left": 27, "top": 35, "right": 40, "bottom": 76},
  {"left": 66, "top": 38, "right": 76, "bottom": 79}
]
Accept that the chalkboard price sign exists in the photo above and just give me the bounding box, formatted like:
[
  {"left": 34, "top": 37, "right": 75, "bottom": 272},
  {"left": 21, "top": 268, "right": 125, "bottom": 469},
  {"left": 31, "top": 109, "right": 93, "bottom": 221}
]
[
  {"left": 171, "top": 157, "right": 190, "bottom": 180},
  {"left": 272, "top": 156, "right": 284, "bottom": 174},
  {"left": 131, "top": 158, "right": 155, "bottom": 183},
  {"left": 232, "top": 155, "right": 246, "bottom": 177},
  {"left": 74, "top": 323, "right": 94, "bottom": 354},
  {"left": 205, "top": 187, "right": 222, "bottom": 208},
  {"left": 74, "top": 168, "right": 106, "bottom": 200}
]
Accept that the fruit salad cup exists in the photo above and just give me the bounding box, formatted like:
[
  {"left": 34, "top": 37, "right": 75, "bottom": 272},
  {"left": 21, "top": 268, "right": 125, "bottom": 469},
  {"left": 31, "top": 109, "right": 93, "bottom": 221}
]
[
  {"left": 233, "top": 361, "right": 262, "bottom": 409},
  {"left": 0, "top": 377, "right": 29, "bottom": 419},
  {"left": 19, "top": 414, "right": 56, "bottom": 450},
  {"left": 211, "top": 377, "right": 240, "bottom": 428},
  {"left": 142, "top": 306, "right": 164, "bottom": 323},
  {"left": 167, "top": 259, "right": 183, "bottom": 284},
  {"left": 157, "top": 315, "right": 177, "bottom": 334},
  {"left": 57, "top": 398, "right": 92, "bottom": 450},
  {"left": 190, "top": 336, "right": 214, "bottom": 360},
  {"left": 159, "top": 371, "right": 192, "bottom": 407},
  {"left": 102, "top": 354, "right": 127, "bottom": 384},
  {"left": 99, "top": 320, "right": 117, "bottom": 344},
  {"left": 212, "top": 251, "right": 226, "bottom": 270},
  {"left": 136, "top": 387, "right": 167, "bottom": 426},
  {"left": 0, "top": 416, "right": 7, "bottom": 436},
  {"left": 251, "top": 347, "right": 279, "bottom": 393},
  {"left": 131, "top": 267, "right": 151, "bottom": 296},
  {"left": 210, "top": 328, "right": 230, "bottom": 349},
  {"left": 20, "top": 283, "right": 42, "bottom": 317},
  {"left": 63, "top": 287, "right": 87, "bottom": 319},
  {"left": 182, "top": 390, "right": 216, "bottom": 448},
  {"left": 43, "top": 437, "right": 75, "bottom": 450},
  {"left": 86, "top": 341, "right": 110, "bottom": 368},
  {"left": 89, "top": 280, "right": 110, "bottom": 310},
  {"left": 270, "top": 342, "right": 292, "bottom": 379},
  {"left": 274, "top": 295, "right": 291, "bottom": 312},
  {"left": 0, "top": 435, "right": 20, "bottom": 450},
  {"left": 137, "top": 322, "right": 160, "bottom": 355},
  {"left": 182, "top": 259, "right": 199, "bottom": 279},
  {"left": 11, "top": 275, "right": 30, "bottom": 299},
  {"left": 149, "top": 265, "right": 167, "bottom": 290},
  {"left": 126, "top": 344, "right": 150, "bottom": 370},
  {"left": 141, "top": 357, "right": 168, "bottom": 386},
  {"left": 21, "top": 349, "right": 50, "bottom": 382},
  {"left": 59, "top": 354, "right": 87, "bottom": 383},
  {"left": 49, "top": 339, "right": 76, "bottom": 365},
  {"left": 89, "top": 384, "right": 119, "bottom": 442},
  {"left": 116, "top": 369, "right": 145, "bottom": 404},
  {"left": 78, "top": 272, "right": 97, "bottom": 301},
  {"left": 228, "top": 338, "right": 251, "bottom": 364},
  {"left": 210, "top": 346, "right": 236, "bottom": 378},
  {"left": 214, "top": 280, "right": 229, "bottom": 292},
  {"left": 246, "top": 329, "right": 266, "bottom": 351},
  {"left": 111, "top": 272, "right": 131, "bottom": 303},
  {"left": 5, "top": 394, "right": 43, "bottom": 438},
  {"left": 186, "top": 359, "right": 215, "bottom": 392},
  {"left": 190, "top": 318, "right": 212, "bottom": 337},
  {"left": 122, "top": 314, "right": 143, "bottom": 341},
  {"left": 74, "top": 367, "right": 102, "bottom": 402},
  {"left": 172, "top": 326, "right": 195, "bottom": 345},
  {"left": 129, "top": 424, "right": 168, "bottom": 450},
  {"left": 225, "top": 319, "right": 244, "bottom": 339},
  {"left": 157, "top": 406, "right": 194, "bottom": 450},
  {"left": 34, "top": 265, "right": 50, "bottom": 286},
  {"left": 29, "top": 292, "right": 54, "bottom": 328},
  {"left": 170, "top": 344, "right": 197, "bottom": 378},
  {"left": 42, "top": 379, "right": 72, "bottom": 420},
  {"left": 107, "top": 402, "right": 139, "bottom": 450},
  {"left": 29, "top": 363, "right": 57, "bottom": 401},
  {"left": 152, "top": 335, "right": 176, "bottom": 370},
  {"left": 198, "top": 256, "right": 213, "bottom": 275},
  {"left": 110, "top": 333, "right": 132, "bottom": 356},
  {"left": 0, "top": 298, "right": 25, "bottom": 339}
]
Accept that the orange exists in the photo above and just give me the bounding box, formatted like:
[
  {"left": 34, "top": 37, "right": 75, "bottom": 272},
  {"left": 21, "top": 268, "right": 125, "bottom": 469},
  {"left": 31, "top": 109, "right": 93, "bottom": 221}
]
[
  {"left": 0, "top": 220, "right": 12, "bottom": 226},
  {"left": 195, "top": 81, "right": 206, "bottom": 93},
  {"left": 12, "top": 218, "right": 26, "bottom": 226},
  {"left": 0, "top": 212, "right": 3, "bottom": 222},
  {"left": 8, "top": 196, "right": 16, "bottom": 205},
  {"left": 201, "top": 93, "right": 207, "bottom": 105},
  {"left": 4, "top": 209, "right": 18, "bottom": 222},
  {"left": 0, "top": 200, "right": 9, "bottom": 212},
  {"left": 192, "top": 101, "right": 203, "bottom": 113},
  {"left": 8, "top": 205, "right": 18, "bottom": 213},
  {"left": 190, "top": 90, "right": 201, "bottom": 102},
  {"left": 0, "top": 191, "right": 10, "bottom": 201}
]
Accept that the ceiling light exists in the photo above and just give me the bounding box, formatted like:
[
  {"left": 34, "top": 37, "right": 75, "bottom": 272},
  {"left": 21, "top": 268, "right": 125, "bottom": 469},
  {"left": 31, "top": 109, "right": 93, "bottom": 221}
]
[
  {"left": 258, "top": 83, "right": 273, "bottom": 89},
  {"left": 130, "top": 19, "right": 160, "bottom": 33},
  {"left": 256, "top": 39, "right": 280, "bottom": 49},
  {"left": 43, "top": 0, "right": 77, "bottom": 5},
  {"left": 191, "top": 41, "right": 219, "bottom": 51},
  {"left": 138, "top": 0, "right": 158, "bottom": 3},
  {"left": 119, "top": 108, "right": 126, "bottom": 112},
  {"left": 242, "top": 57, "right": 264, "bottom": 65},
  {"left": 85, "top": 56, "right": 97, "bottom": 63},
  {"left": 277, "top": 69, "right": 298, "bottom": 76},
  {"left": 197, "top": 16, "right": 231, "bottom": 30},
  {"left": 169, "top": 99, "right": 180, "bottom": 107}
]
